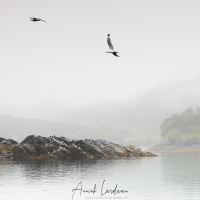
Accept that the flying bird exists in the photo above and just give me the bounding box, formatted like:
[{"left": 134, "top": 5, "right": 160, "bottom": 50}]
[
  {"left": 106, "top": 34, "right": 119, "bottom": 57},
  {"left": 30, "top": 17, "right": 46, "bottom": 22}
]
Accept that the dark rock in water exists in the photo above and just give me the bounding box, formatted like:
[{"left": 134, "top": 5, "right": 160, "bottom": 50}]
[
  {"left": 12, "top": 135, "right": 157, "bottom": 160},
  {"left": 0, "top": 137, "right": 18, "bottom": 158},
  {"left": 0, "top": 137, "right": 18, "bottom": 145}
]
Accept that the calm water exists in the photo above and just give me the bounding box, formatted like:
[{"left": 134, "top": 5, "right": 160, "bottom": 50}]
[{"left": 0, "top": 153, "right": 200, "bottom": 200}]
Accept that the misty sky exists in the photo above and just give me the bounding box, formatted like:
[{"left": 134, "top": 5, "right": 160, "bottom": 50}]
[{"left": 1, "top": 0, "right": 200, "bottom": 116}]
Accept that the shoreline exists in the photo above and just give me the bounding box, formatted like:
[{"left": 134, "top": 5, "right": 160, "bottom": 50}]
[{"left": 149, "top": 146, "right": 200, "bottom": 153}]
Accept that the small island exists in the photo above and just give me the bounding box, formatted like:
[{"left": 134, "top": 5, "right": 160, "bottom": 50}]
[
  {"left": 150, "top": 108, "right": 200, "bottom": 152},
  {"left": 0, "top": 135, "right": 157, "bottom": 160}
]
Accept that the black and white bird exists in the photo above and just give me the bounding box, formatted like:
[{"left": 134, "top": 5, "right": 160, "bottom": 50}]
[
  {"left": 30, "top": 17, "right": 46, "bottom": 22},
  {"left": 106, "top": 34, "right": 119, "bottom": 57}
]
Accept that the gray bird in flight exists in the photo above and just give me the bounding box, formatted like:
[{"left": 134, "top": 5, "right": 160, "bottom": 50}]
[
  {"left": 106, "top": 34, "right": 119, "bottom": 57},
  {"left": 30, "top": 17, "right": 46, "bottom": 22}
]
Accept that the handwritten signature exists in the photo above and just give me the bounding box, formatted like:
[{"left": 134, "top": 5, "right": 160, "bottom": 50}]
[{"left": 72, "top": 180, "right": 128, "bottom": 199}]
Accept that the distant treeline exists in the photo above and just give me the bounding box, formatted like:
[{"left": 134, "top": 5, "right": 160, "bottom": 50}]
[
  {"left": 0, "top": 114, "right": 158, "bottom": 147},
  {"left": 161, "top": 108, "right": 200, "bottom": 145}
]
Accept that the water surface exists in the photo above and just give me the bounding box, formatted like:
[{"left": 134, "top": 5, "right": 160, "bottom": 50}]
[{"left": 0, "top": 153, "right": 200, "bottom": 200}]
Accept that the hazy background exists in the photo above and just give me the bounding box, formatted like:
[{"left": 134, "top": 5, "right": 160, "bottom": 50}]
[{"left": 1, "top": 0, "right": 200, "bottom": 147}]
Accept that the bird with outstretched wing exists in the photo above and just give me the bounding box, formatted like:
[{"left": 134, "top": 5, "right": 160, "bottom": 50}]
[
  {"left": 30, "top": 17, "right": 46, "bottom": 22},
  {"left": 106, "top": 34, "right": 119, "bottom": 57}
]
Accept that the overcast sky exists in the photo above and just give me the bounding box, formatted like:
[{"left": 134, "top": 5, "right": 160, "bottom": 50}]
[{"left": 1, "top": 0, "right": 200, "bottom": 116}]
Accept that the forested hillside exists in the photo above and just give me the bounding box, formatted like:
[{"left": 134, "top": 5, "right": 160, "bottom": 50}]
[{"left": 161, "top": 108, "right": 200, "bottom": 145}]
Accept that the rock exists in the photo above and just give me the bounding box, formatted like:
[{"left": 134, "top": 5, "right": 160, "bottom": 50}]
[
  {"left": 0, "top": 137, "right": 18, "bottom": 158},
  {"left": 0, "top": 137, "right": 18, "bottom": 145},
  {"left": 12, "top": 135, "right": 157, "bottom": 160}
]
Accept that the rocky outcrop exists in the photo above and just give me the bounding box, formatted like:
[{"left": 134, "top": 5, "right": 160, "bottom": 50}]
[
  {"left": 0, "top": 137, "right": 18, "bottom": 158},
  {"left": 12, "top": 135, "right": 157, "bottom": 160},
  {"left": 0, "top": 137, "right": 18, "bottom": 145}
]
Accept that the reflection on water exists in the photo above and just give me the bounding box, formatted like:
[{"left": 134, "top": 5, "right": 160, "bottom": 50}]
[
  {"left": 0, "top": 154, "right": 200, "bottom": 200},
  {"left": 161, "top": 153, "right": 200, "bottom": 200}
]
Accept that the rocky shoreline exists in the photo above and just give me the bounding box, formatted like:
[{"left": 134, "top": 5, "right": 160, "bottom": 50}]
[
  {"left": 149, "top": 143, "right": 200, "bottom": 153},
  {"left": 0, "top": 135, "right": 157, "bottom": 160},
  {"left": 0, "top": 137, "right": 18, "bottom": 158}
]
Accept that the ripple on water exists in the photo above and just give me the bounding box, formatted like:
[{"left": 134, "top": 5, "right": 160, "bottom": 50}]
[{"left": 0, "top": 154, "right": 200, "bottom": 200}]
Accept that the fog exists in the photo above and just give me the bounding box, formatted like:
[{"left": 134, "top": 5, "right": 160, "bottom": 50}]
[
  {"left": 1, "top": 78, "right": 200, "bottom": 148},
  {"left": 1, "top": 1, "right": 200, "bottom": 148}
]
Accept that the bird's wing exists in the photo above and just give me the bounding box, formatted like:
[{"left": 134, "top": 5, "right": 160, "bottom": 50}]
[
  {"left": 113, "top": 52, "right": 120, "bottom": 57},
  {"left": 107, "top": 35, "right": 114, "bottom": 50},
  {"left": 30, "top": 17, "right": 39, "bottom": 21}
]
